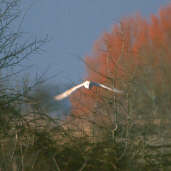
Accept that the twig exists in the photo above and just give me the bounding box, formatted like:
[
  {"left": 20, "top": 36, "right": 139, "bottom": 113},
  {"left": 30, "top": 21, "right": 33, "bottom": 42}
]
[
  {"left": 53, "top": 157, "right": 61, "bottom": 171},
  {"left": 79, "top": 159, "right": 87, "bottom": 171}
]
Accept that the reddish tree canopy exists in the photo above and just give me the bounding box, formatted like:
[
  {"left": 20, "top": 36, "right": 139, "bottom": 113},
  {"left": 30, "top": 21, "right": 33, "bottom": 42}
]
[{"left": 70, "top": 3, "right": 171, "bottom": 116}]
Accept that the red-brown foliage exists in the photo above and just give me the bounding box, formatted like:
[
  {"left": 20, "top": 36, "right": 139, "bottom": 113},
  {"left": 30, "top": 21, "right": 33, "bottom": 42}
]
[{"left": 70, "top": 3, "right": 171, "bottom": 116}]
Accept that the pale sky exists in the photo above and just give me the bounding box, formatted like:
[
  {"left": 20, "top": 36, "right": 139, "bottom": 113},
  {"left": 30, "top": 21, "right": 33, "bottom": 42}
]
[{"left": 20, "top": 0, "right": 170, "bottom": 85}]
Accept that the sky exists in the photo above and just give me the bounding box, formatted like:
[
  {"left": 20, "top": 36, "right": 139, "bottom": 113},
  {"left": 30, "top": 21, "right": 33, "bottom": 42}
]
[{"left": 20, "top": 0, "right": 170, "bottom": 85}]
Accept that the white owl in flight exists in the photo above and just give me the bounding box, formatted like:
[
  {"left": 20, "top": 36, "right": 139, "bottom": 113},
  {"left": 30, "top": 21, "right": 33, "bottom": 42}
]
[{"left": 54, "top": 80, "right": 123, "bottom": 101}]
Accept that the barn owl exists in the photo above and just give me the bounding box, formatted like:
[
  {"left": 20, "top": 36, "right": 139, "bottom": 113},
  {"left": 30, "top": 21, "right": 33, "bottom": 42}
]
[{"left": 54, "top": 80, "right": 123, "bottom": 101}]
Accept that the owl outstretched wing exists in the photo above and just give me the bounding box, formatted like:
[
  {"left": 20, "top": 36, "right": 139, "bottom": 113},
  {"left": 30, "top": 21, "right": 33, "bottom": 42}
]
[
  {"left": 90, "top": 81, "right": 123, "bottom": 94},
  {"left": 54, "top": 82, "right": 85, "bottom": 100}
]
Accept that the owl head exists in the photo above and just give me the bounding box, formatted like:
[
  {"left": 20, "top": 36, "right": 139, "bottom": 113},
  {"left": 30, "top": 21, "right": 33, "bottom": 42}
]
[{"left": 83, "top": 80, "right": 90, "bottom": 89}]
